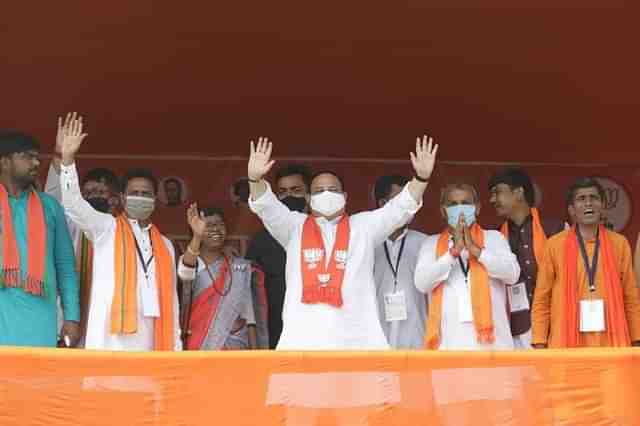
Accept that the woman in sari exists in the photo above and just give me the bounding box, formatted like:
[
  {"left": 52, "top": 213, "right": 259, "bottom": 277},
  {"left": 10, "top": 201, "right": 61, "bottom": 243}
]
[{"left": 178, "top": 204, "right": 268, "bottom": 350}]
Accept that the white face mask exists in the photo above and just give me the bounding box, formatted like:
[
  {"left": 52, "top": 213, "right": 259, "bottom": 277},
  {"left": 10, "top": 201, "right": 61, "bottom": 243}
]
[
  {"left": 125, "top": 196, "right": 155, "bottom": 220},
  {"left": 310, "top": 191, "right": 346, "bottom": 217}
]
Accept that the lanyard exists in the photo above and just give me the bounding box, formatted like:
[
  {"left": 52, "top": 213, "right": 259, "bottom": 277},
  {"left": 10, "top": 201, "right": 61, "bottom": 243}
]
[
  {"left": 576, "top": 226, "right": 600, "bottom": 293},
  {"left": 458, "top": 257, "right": 470, "bottom": 284},
  {"left": 133, "top": 232, "right": 154, "bottom": 279},
  {"left": 383, "top": 236, "right": 407, "bottom": 292}
]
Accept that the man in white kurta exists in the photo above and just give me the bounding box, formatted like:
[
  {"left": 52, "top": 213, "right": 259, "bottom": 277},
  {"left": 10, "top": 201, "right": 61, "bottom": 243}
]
[
  {"left": 414, "top": 183, "right": 520, "bottom": 350},
  {"left": 372, "top": 174, "right": 428, "bottom": 349},
  {"left": 46, "top": 114, "right": 123, "bottom": 344},
  {"left": 374, "top": 228, "right": 428, "bottom": 349},
  {"left": 250, "top": 180, "right": 421, "bottom": 350},
  {"left": 247, "top": 136, "right": 438, "bottom": 350},
  {"left": 60, "top": 163, "right": 182, "bottom": 350}
]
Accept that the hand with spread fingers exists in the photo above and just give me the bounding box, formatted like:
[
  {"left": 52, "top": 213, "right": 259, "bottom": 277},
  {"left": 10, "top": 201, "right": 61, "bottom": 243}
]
[
  {"left": 247, "top": 137, "right": 275, "bottom": 182},
  {"left": 407, "top": 134, "right": 439, "bottom": 202},
  {"left": 187, "top": 203, "right": 207, "bottom": 240},
  {"left": 59, "top": 112, "right": 88, "bottom": 166},
  {"left": 410, "top": 134, "right": 438, "bottom": 182}
]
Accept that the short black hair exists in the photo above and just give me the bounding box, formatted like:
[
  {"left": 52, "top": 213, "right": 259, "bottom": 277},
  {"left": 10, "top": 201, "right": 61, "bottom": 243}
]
[
  {"left": 275, "top": 163, "right": 312, "bottom": 190},
  {"left": 199, "top": 206, "right": 225, "bottom": 221},
  {"left": 81, "top": 168, "right": 121, "bottom": 193},
  {"left": 310, "top": 170, "right": 345, "bottom": 191},
  {"left": 122, "top": 168, "right": 158, "bottom": 194},
  {"left": 233, "top": 178, "right": 250, "bottom": 203},
  {"left": 565, "top": 177, "right": 606, "bottom": 207},
  {"left": 488, "top": 168, "right": 535, "bottom": 206},
  {"left": 0, "top": 130, "right": 40, "bottom": 158},
  {"left": 374, "top": 175, "right": 409, "bottom": 202}
]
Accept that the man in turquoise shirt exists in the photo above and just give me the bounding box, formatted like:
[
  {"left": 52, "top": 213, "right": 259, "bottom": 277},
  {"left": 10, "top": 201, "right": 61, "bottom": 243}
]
[{"left": 0, "top": 131, "right": 79, "bottom": 347}]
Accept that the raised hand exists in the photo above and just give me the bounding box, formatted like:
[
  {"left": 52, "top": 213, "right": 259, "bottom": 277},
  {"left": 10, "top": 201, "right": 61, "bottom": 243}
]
[
  {"left": 410, "top": 134, "right": 438, "bottom": 181},
  {"left": 186, "top": 203, "right": 207, "bottom": 239},
  {"left": 56, "top": 112, "right": 76, "bottom": 153},
  {"left": 59, "top": 112, "right": 88, "bottom": 165},
  {"left": 247, "top": 137, "right": 275, "bottom": 181}
]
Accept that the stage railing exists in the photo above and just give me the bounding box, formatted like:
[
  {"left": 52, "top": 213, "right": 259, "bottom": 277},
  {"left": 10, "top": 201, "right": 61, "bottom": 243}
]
[{"left": 0, "top": 347, "right": 638, "bottom": 426}]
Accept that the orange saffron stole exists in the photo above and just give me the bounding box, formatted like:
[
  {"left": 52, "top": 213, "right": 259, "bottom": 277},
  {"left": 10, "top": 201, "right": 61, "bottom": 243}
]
[
  {"left": 561, "top": 225, "right": 630, "bottom": 347},
  {"left": 424, "top": 224, "right": 493, "bottom": 349},
  {"left": 300, "top": 215, "right": 350, "bottom": 308},
  {"left": 500, "top": 207, "right": 547, "bottom": 266},
  {"left": 111, "top": 215, "right": 175, "bottom": 350},
  {"left": 0, "top": 186, "right": 46, "bottom": 296}
]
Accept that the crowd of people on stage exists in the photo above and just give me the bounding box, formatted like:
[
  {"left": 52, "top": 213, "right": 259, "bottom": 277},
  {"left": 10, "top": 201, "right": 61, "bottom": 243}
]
[{"left": 1, "top": 111, "right": 639, "bottom": 352}]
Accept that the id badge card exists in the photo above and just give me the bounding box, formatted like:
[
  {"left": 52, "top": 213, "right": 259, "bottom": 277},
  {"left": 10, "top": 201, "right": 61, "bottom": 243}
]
[
  {"left": 384, "top": 290, "right": 408, "bottom": 322},
  {"left": 457, "top": 285, "right": 474, "bottom": 323},
  {"left": 141, "top": 274, "right": 161, "bottom": 318},
  {"left": 580, "top": 299, "right": 605, "bottom": 332},
  {"left": 507, "top": 282, "right": 530, "bottom": 313}
]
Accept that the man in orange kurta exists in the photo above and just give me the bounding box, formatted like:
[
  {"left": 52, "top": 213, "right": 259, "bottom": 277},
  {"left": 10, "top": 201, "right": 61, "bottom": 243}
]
[{"left": 532, "top": 177, "right": 640, "bottom": 348}]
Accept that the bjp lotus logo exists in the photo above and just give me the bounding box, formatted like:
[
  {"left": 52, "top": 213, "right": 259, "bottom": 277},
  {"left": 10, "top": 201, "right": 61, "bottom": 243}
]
[{"left": 594, "top": 177, "right": 631, "bottom": 232}]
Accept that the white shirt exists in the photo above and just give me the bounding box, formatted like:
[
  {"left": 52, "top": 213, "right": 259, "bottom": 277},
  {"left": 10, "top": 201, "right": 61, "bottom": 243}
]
[
  {"left": 249, "top": 183, "right": 421, "bottom": 350},
  {"left": 414, "top": 229, "right": 520, "bottom": 350},
  {"left": 373, "top": 229, "right": 428, "bottom": 349},
  {"left": 60, "top": 163, "right": 182, "bottom": 351}
]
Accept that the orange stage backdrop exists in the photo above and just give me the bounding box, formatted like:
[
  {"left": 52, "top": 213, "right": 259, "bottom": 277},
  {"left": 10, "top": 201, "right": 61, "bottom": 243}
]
[
  {"left": 0, "top": 347, "right": 639, "bottom": 426},
  {"left": 46, "top": 156, "right": 640, "bottom": 245}
]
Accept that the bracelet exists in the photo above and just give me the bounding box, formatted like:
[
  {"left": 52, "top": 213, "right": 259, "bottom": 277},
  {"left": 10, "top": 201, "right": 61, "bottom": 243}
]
[
  {"left": 414, "top": 175, "right": 429, "bottom": 183},
  {"left": 186, "top": 244, "right": 200, "bottom": 256},
  {"left": 248, "top": 177, "right": 261, "bottom": 183}
]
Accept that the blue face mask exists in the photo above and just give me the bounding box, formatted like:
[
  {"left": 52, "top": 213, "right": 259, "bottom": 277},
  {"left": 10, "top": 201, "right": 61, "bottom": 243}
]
[{"left": 445, "top": 204, "right": 476, "bottom": 227}]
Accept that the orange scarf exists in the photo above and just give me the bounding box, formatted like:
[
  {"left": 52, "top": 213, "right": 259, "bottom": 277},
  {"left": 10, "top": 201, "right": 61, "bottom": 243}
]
[
  {"left": 424, "top": 224, "right": 493, "bottom": 349},
  {"left": 111, "top": 215, "right": 175, "bottom": 350},
  {"left": 500, "top": 207, "right": 547, "bottom": 266},
  {"left": 561, "top": 225, "right": 631, "bottom": 347},
  {"left": 0, "top": 186, "right": 46, "bottom": 296},
  {"left": 300, "top": 215, "right": 350, "bottom": 307}
]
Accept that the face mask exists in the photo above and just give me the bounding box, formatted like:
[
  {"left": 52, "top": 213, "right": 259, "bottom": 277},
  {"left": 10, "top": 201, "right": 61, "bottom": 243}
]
[
  {"left": 281, "top": 196, "right": 307, "bottom": 213},
  {"left": 310, "top": 191, "right": 346, "bottom": 217},
  {"left": 87, "top": 197, "right": 111, "bottom": 214},
  {"left": 125, "top": 196, "right": 155, "bottom": 221},
  {"left": 445, "top": 204, "right": 476, "bottom": 227}
]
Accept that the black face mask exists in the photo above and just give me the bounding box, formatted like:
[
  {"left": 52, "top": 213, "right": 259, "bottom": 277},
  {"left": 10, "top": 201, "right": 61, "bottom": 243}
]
[
  {"left": 87, "top": 197, "right": 111, "bottom": 213},
  {"left": 280, "top": 196, "right": 307, "bottom": 213}
]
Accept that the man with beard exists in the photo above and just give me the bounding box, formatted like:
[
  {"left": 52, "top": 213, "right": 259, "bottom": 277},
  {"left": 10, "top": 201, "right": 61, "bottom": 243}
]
[
  {"left": 247, "top": 136, "right": 437, "bottom": 350},
  {"left": 58, "top": 115, "right": 181, "bottom": 351},
  {"left": 0, "top": 130, "right": 79, "bottom": 347},
  {"left": 46, "top": 113, "right": 122, "bottom": 345},
  {"left": 246, "top": 163, "right": 312, "bottom": 348},
  {"left": 488, "top": 168, "right": 564, "bottom": 349},
  {"left": 532, "top": 177, "right": 640, "bottom": 348},
  {"left": 179, "top": 204, "right": 268, "bottom": 349}
]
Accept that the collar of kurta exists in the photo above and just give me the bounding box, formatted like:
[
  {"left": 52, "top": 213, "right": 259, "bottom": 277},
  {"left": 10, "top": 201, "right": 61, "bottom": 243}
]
[
  {"left": 127, "top": 218, "right": 152, "bottom": 232},
  {"left": 314, "top": 215, "right": 343, "bottom": 226}
]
